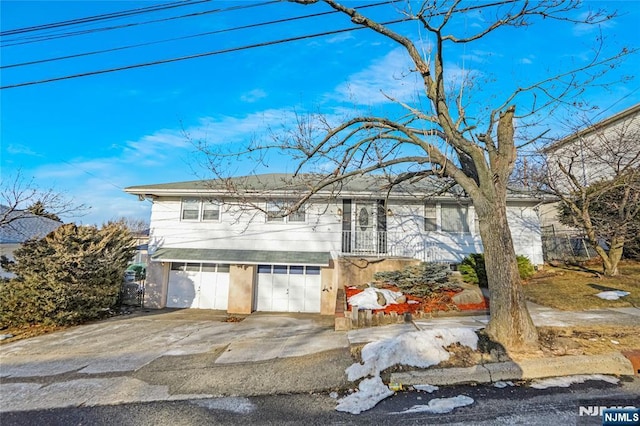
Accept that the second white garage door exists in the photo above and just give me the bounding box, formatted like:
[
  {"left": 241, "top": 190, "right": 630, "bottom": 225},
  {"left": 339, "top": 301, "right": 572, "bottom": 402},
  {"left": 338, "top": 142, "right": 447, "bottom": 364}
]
[
  {"left": 167, "top": 262, "right": 230, "bottom": 310},
  {"left": 256, "top": 265, "right": 321, "bottom": 313}
]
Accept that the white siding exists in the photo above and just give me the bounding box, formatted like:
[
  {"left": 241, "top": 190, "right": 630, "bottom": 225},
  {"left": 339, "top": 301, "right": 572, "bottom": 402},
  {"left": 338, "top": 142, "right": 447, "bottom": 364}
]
[
  {"left": 385, "top": 201, "right": 543, "bottom": 265},
  {"left": 147, "top": 197, "right": 543, "bottom": 266},
  {"left": 148, "top": 197, "right": 342, "bottom": 255}
]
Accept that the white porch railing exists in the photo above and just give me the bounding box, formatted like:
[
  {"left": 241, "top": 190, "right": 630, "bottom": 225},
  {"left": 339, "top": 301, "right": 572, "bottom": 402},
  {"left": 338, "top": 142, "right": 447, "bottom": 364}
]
[{"left": 340, "top": 230, "right": 448, "bottom": 262}]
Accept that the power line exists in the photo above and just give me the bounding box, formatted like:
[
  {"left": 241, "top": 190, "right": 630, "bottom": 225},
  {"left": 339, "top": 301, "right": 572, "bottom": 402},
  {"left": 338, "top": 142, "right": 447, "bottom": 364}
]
[
  {"left": 1, "top": 1, "right": 399, "bottom": 72},
  {"left": 0, "top": 19, "right": 406, "bottom": 90},
  {"left": 0, "top": 0, "right": 210, "bottom": 37},
  {"left": 0, "top": 0, "right": 516, "bottom": 90},
  {"left": 1, "top": 1, "right": 279, "bottom": 47},
  {"left": 1, "top": 7, "right": 344, "bottom": 68}
]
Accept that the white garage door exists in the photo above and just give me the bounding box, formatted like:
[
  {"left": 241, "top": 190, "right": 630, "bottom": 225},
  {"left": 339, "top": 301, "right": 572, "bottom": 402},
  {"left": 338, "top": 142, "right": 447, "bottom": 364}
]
[
  {"left": 167, "top": 263, "right": 229, "bottom": 310},
  {"left": 256, "top": 265, "right": 321, "bottom": 313}
]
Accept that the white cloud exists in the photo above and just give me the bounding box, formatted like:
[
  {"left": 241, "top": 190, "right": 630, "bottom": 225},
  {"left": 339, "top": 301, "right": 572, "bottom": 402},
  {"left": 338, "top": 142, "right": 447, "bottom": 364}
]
[
  {"left": 6, "top": 144, "right": 39, "bottom": 156},
  {"left": 330, "top": 46, "right": 481, "bottom": 107},
  {"left": 330, "top": 47, "right": 420, "bottom": 105},
  {"left": 240, "top": 89, "right": 267, "bottom": 103},
  {"left": 572, "top": 11, "right": 615, "bottom": 37},
  {"left": 461, "top": 49, "right": 498, "bottom": 64},
  {"left": 325, "top": 33, "right": 355, "bottom": 44}
]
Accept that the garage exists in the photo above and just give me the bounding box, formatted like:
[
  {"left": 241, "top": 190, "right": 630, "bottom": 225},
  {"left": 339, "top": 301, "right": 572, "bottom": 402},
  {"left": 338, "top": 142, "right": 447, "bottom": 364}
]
[
  {"left": 256, "top": 264, "right": 321, "bottom": 313},
  {"left": 167, "top": 262, "right": 230, "bottom": 310}
]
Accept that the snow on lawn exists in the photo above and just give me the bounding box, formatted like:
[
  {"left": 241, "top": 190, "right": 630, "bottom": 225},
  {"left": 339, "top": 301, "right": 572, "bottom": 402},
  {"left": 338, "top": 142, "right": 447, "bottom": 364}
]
[
  {"left": 391, "top": 395, "right": 474, "bottom": 415},
  {"left": 529, "top": 374, "right": 619, "bottom": 389},
  {"left": 347, "top": 287, "right": 404, "bottom": 310},
  {"left": 335, "top": 377, "right": 394, "bottom": 414},
  {"left": 336, "top": 327, "right": 478, "bottom": 414},
  {"left": 346, "top": 328, "right": 478, "bottom": 381},
  {"left": 595, "top": 290, "right": 630, "bottom": 300}
]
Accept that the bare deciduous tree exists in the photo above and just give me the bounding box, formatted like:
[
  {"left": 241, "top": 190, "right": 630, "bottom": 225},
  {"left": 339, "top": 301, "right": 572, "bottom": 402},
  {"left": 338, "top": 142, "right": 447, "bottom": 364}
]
[
  {"left": 1, "top": 170, "right": 87, "bottom": 227},
  {"left": 198, "top": 1, "right": 629, "bottom": 351},
  {"left": 110, "top": 217, "right": 150, "bottom": 234},
  {"left": 540, "top": 108, "right": 640, "bottom": 276}
]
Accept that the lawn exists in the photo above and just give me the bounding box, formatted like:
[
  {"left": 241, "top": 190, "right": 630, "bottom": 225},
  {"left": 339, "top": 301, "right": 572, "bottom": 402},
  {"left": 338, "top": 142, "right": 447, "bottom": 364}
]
[{"left": 523, "top": 260, "right": 640, "bottom": 311}]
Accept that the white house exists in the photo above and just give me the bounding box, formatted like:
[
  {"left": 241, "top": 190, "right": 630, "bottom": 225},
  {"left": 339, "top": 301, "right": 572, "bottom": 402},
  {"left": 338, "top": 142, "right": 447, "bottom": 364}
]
[
  {"left": 125, "top": 174, "right": 545, "bottom": 315},
  {"left": 540, "top": 103, "right": 640, "bottom": 232}
]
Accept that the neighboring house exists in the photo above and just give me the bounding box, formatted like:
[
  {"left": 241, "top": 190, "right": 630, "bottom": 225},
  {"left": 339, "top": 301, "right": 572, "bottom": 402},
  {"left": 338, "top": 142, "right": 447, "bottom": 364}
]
[
  {"left": 0, "top": 206, "right": 63, "bottom": 278},
  {"left": 541, "top": 103, "right": 640, "bottom": 232},
  {"left": 124, "top": 174, "right": 545, "bottom": 315},
  {"left": 131, "top": 228, "right": 150, "bottom": 265}
]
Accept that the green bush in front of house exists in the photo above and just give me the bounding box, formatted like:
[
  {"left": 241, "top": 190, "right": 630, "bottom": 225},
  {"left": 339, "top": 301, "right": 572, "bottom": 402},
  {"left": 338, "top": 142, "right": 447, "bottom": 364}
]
[
  {"left": 0, "top": 221, "right": 136, "bottom": 328},
  {"left": 459, "top": 253, "right": 535, "bottom": 288},
  {"left": 373, "top": 262, "right": 459, "bottom": 298}
]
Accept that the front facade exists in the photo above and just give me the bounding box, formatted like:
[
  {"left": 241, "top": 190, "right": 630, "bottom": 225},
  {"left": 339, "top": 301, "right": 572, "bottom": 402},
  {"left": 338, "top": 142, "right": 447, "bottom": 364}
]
[
  {"left": 125, "top": 174, "right": 545, "bottom": 315},
  {"left": 541, "top": 103, "right": 640, "bottom": 232}
]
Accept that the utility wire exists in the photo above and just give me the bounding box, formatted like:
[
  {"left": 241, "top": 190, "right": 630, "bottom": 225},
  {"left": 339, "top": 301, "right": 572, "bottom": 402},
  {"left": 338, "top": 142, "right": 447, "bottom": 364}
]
[
  {"left": 0, "top": 18, "right": 406, "bottom": 90},
  {"left": 0, "top": 0, "right": 210, "bottom": 36},
  {"left": 1, "top": 1, "right": 397, "bottom": 69},
  {"left": 1, "top": 10, "right": 335, "bottom": 68},
  {"left": 0, "top": 0, "right": 515, "bottom": 90},
  {"left": 2, "top": 1, "right": 279, "bottom": 47}
]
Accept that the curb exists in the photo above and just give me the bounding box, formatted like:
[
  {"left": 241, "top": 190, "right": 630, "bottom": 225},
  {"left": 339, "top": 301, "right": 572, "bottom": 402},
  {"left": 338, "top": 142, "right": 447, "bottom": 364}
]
[{"left": 390, "top": 352, "right": 635, "bottom": 386}]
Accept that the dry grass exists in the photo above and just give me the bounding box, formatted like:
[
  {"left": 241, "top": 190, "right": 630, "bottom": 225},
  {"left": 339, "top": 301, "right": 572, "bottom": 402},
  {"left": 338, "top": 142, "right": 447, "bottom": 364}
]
[
  {"left": 522, "top": 261, "right": 640, "bottom": 311},
  {"left": 538, "top": 325, "right": 640, "bottom": 356},
  {"left": 0, "top": 323, "right": 65, "bottom": 344}
]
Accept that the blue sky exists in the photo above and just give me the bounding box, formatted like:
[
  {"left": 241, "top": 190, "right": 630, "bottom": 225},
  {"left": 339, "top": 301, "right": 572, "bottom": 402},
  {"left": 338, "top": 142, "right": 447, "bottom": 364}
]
[{"left": 1, "top": 0, "right": 638, "bottom": 226}]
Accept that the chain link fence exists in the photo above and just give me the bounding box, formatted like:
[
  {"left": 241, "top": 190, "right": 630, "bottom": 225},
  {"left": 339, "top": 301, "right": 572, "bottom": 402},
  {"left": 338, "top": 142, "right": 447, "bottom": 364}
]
[{"left": 541, "top": 225, "right": 597, "bottom": 262}]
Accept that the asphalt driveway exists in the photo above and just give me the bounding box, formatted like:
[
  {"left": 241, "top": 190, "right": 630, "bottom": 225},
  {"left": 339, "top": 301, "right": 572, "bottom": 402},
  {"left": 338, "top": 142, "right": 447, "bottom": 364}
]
[{"left": 0, "top": 309, "right": 346, "bottom": 379}]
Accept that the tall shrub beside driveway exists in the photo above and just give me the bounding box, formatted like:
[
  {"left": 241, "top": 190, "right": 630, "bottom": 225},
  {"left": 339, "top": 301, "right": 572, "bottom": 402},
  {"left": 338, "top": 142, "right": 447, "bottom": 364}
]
[{"left": 0, "top": 221, "right": 136, "bottom": 327}]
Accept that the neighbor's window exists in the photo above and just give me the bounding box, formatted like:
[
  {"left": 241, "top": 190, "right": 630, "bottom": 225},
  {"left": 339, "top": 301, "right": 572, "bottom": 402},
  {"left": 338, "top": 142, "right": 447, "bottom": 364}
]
[
  {"left": 202, "top": 200, "right": 220, "bottom": 221},
  {"left": 424, "top": 205, "right": 437, "bottom": 231},
  {"left": 441, "top": 204, "right": 469, "bottom": 233},
  {"left": 181, "top": 198, "right": 200, "bottom": 220}
]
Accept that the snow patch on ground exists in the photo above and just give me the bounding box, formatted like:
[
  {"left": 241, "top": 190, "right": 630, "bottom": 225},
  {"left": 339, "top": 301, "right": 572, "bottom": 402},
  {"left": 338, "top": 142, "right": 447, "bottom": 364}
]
[
  {"left": 191, "top": 397, "right": 256, "bottom": 414},
  {"left": 493, "top": 381, "right": 515, "bottom": 388},
  {"left": 337, "top": 327, "right": 477, "bottom": 414},
  {"left": 391, "top": 395, "right": 474, "bottom": 414},
  {"left": 335, "top": 377, "right": 394, "bottom": 414},
  {"left": 346, "top": 328, "right": 478, "bottom": 381},
  {"left": 414, "top": 384, "right": 439, "bottom": 393},
  {"left": 529, "top": 374, "right": 619, "bottom": 389},
  {"left": 595, "top": 290, "right": 630, "bottom": 300},
  {"left": 347, "top": 287, "right": 403, "bottom": 310}
]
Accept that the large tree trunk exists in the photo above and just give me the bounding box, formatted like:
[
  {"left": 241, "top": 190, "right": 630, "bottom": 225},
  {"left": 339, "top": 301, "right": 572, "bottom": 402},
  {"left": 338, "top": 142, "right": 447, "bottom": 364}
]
[
  {"left": 476, "top": 199, "right": 539, "bottom": 351},
  {"left": 599, "top": 235, "right": 624, "bottom": 276}
]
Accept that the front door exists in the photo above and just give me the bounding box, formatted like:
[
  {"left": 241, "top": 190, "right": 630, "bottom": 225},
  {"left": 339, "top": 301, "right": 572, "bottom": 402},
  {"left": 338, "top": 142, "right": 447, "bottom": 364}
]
[{"left": 352, "top": 200, "right": 387, "bottom": 254}]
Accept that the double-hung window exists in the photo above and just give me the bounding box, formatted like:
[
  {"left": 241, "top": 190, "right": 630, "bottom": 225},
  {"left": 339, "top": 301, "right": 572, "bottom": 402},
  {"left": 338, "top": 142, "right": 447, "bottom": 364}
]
[
  {"left": 288, "top": 204, "right": 306, "bottom": 222},
  {"left": 441, "top": 204, "right": 470, "bottom": 233},
  {"left": 181, "top": 198, "right": 200, "bottom": 221},
  {"left": 181, "top": 198, "right": 221, "bottom": 221},
  {"left": 423, "top": 203, "right": 470, "bottom": 233},
  {"left": 266, "top": 200, "right": 306, "bottom": 223},
  {"left": 424, "top": 205, "right": 437, "bottom": 231},
  {"left": 202, "top": 200, "right": 220, "bottom": 221},
  {"left": 266, "top": 201, "right": 286, "bottom": 222}
]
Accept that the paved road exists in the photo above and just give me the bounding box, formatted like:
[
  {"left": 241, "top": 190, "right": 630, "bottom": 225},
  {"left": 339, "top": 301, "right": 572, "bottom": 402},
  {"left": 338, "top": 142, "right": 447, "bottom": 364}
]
[
  {"left": 2, "top": 376, "right": 638, "bottom": 425},
  {"left": 2, "top": 304, "right": 639, "bottom": 414}
]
